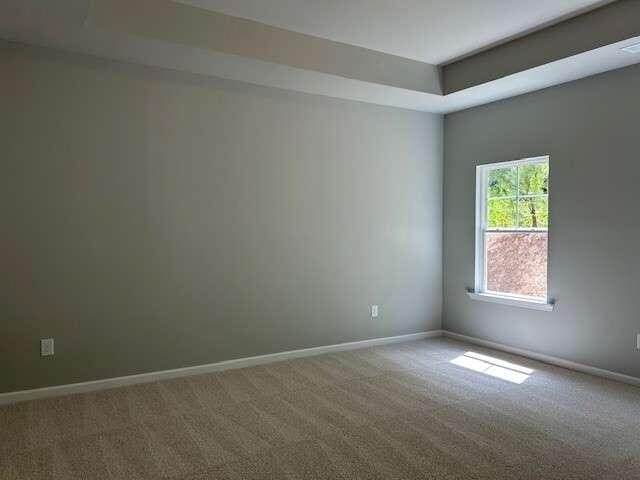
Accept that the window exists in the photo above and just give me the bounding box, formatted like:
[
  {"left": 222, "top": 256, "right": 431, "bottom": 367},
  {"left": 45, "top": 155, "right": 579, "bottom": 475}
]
[{"left": 474, "top": 157, "right": 550, "bottom": 304}]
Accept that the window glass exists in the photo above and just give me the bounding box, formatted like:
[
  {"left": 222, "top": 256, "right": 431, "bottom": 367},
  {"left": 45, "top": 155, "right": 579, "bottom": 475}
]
[
  {"left": 488, "top": 167, "right": 517, "bottom": 198},
  {"left": 488, "top": 198, "right": 516, "bottom": 228},
  {"left": 518, "top": 163, "right": 548, "bottom": 196},
  {"left": 517, "top": 197, "right": 548, "bottom": 228},
  {"left": 485, "top": 232, "right": 548, "bottom": 298}
]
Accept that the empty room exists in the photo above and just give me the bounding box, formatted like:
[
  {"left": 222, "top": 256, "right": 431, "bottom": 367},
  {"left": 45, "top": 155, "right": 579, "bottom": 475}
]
[{"left": 2, "top": 1, "right": 640, "bottom": 478}]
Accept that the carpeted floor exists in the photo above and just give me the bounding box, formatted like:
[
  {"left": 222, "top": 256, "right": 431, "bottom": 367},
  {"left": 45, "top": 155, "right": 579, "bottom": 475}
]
[{"left": 1, "top": 337, "right": 639, "bottom": 479}]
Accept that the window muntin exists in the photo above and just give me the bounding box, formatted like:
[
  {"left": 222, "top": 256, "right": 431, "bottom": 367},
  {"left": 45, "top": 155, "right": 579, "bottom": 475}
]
[{"left": 476, "top": 157, "right": 549, "bottom": 300}]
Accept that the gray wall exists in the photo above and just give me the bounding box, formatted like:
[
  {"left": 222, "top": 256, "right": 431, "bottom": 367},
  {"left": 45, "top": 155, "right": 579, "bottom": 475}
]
[
  {"left": 0, "top": 43, "right": 443, "bottom": 393},
  {"left": 444, "top": 63, "right": 640, "bottom": 379}
]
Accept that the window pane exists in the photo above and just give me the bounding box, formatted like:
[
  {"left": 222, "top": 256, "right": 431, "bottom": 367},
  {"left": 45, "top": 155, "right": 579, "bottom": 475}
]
[
  {"left": 518, "top": 197, "right": 548, "bottom": 228},
  {"left": 488, "top": 167, "right": 517, "bottom": 198},
  {"left": 518, "top": 162, "right": 548, "bottom": 195},
  {"left": 486, "top": 232, "right": 547, "bottom": 298},
  {"left": 488, "top": 198, "right": 516, "bottom": 228}
]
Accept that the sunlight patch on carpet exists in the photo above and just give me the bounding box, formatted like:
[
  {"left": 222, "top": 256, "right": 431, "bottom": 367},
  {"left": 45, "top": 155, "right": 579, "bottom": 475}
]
[{"left": 451, "top": 351, "right": 533, "bottom": 384}]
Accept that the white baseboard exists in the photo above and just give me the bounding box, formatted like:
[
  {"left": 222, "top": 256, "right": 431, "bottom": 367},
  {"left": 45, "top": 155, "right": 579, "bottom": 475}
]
[
  {"left": 443, "top": 330, "right": 640, "bottom": 388},
  {"left": 0, "top": 330, "right": 443, "bottom": 406}
]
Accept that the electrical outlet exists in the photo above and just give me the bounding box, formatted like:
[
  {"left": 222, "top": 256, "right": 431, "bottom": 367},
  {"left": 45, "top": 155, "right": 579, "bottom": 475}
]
[
  {"left": 41, "top": 338, "right": 54, "bottom": 356},
  {"left": 637, "top": 334, "right": 640, "bottom": 351},
  {"left": 371, "top": 305, "right": 379, "bottom": 318}
]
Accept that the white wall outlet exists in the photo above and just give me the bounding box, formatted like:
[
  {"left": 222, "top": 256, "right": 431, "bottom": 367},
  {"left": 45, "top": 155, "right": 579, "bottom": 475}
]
[
  {"left": 637, "top": 334, "right": 640, "bottom": 351},
  {"left": 41, "top": 338, "right": 54, "bottom": 356},
  {"left": 371, "top": 305, "right": 379, "bottom": 318}
]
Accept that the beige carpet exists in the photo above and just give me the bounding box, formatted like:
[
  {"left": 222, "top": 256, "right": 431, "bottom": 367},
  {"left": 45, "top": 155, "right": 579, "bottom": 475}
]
[{"left": 1, "top": 337, "right": 639, "bottom": 479}]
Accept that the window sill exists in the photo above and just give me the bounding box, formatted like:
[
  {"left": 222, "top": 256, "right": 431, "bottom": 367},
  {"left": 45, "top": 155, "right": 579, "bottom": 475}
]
[{"left": 466, "top": 291, "right": 555, "bottom": 311}]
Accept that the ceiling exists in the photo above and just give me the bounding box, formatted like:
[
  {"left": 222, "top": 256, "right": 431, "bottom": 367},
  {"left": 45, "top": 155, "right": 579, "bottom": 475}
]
[
  {"left": 178, "top": 0, "right": 611, "bottom": 64},
  {"left": 1, "top": 0, "right": 639, "bottom": 114}
]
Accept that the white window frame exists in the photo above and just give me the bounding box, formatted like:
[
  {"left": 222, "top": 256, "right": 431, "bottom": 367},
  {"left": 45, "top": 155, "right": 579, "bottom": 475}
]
[{"left": 470, "top": 156, "right": 554, "bottom": 311}]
